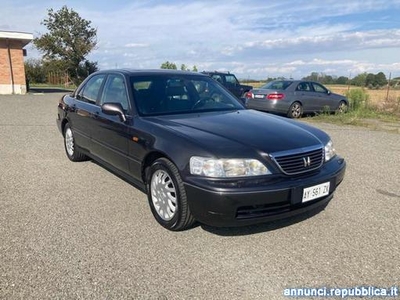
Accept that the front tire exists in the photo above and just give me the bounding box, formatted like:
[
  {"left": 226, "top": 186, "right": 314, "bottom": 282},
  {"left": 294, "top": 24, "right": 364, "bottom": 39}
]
[
  {"left": 287, "top": 102, "right": 303, "bottom": 118},
  {"left": 147, "top": 158, "right": 195, "bottom": 231},
  {"left": 336, "top": 101, "right": 348, "bottom": 114},
  {"left": 63, "top": 123, "right": 87, "bottom": 162}
]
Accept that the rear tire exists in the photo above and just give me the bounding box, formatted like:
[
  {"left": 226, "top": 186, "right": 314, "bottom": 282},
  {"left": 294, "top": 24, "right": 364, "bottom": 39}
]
[
  {"left": 147, "top": 158, "right": 195, "bottom": 231},
  {"left": 63, "top": 123, "right": 87, "bottom": 162},
  {"left": 287, "top": 102, "right": 303, "bottom": 118}
]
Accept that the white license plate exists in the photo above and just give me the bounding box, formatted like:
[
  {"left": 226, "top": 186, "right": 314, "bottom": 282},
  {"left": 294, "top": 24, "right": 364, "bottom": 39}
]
[
  {"left": 302, "top": 182, "right": 330, "bottom": 203},
  {"left": 254, "top": 94, "right": 264, "bottom": 99}
]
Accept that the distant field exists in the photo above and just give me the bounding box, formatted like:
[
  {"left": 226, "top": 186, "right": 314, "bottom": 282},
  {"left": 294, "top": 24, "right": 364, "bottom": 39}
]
[
  {"left": 327, "top": 85, "right": 400, "bottom": 106},
  {"left": 244, "top": 82, "right": 400, "bottom": 106}
]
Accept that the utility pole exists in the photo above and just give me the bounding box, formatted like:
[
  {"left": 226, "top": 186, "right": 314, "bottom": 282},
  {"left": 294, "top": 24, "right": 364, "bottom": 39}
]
[
  {"left": 347, "top": 72, "right": 351, "bottom": 91},
  {"left": 386, "top": 72, "right": 391, "bottom": 102}
]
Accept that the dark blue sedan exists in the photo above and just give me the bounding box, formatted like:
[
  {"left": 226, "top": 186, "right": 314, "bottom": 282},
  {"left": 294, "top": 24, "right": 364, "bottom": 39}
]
[{"left": 57, "top": 70, "right": 346, "bottom": 231}]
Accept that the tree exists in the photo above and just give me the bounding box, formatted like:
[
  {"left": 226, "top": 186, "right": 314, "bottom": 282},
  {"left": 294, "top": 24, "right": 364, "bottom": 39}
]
[
  {"left": 336, "top": 76, "right": 349, "bottom": 85},
  {"left": 77, "top": 60, "right": 99, "bottom": 79},
  {"left": 351, "top": 73, "right": 367, "bottom": 87},
  {"left": 24, "top": 58, "right": 46, "bottom": 84},
  {"left": 302, "top": 72, "right": 320, "bottom": 82},
  {"left": 320, "top": 74, "right": 334, "bottom": 84},
  {"left": 364, "top": 72, "right": 387, "bottom": 88},
  {"left": 34, "top": 6, "right": 97, "bottom": 85},
  {"left": 161, "top": 61, "right": 198, "bottom": 71},
  {"left": 375, "top": 72, "right": 387, "bottom": 87},
  {"left": 365, "top": 73, "right": 375, "bottom": 87},
  {"left": 160, "top": 61, "right": 177, "bottom": 69}
]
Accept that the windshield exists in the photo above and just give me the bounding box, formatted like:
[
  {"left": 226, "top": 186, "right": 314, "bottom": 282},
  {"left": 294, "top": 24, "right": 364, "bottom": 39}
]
[
  {"left": 130, "top": 75, "right": 244, "bottom": 116},
  {"left": 261, "top": 80, "right": 293, "bottom": 90}
]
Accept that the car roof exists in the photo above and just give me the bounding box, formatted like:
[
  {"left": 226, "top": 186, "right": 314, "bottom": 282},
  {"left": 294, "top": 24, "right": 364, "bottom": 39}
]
[
  {"left": 269, "top": 79, "right": 301, "bottom": 83},
  {"left": 269, "top": 80, "right": 322, "bottom": 84},
  {"left": 202, "top": 71, "right": 233, "bottom": 75},
  {"left": 93, "top": 69, "right": 208, "bottom": 77}
]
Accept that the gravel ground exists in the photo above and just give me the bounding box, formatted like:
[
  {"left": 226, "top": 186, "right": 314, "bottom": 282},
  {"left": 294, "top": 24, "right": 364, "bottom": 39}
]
[{"left": 0, "top": 93, "right": 399, "bottom": 299}]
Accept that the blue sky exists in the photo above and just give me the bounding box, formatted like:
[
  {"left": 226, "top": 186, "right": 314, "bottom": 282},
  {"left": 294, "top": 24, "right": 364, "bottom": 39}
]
[{"left": 1, "top": 0, "right": 400, "bottom": 79}]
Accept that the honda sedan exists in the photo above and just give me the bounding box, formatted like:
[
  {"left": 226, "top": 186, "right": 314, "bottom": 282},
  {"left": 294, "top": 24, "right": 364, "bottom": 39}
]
[{"left": 57, "top": 70, "right": 346, "bottom": 231}]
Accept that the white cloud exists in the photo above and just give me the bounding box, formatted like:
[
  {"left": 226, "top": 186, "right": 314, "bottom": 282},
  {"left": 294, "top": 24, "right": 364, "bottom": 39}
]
[
  {"left": 1, "top": 0, "right": 400, "bottom": 78},
  {"left": 307, "top": 59, "right": 358, "bottom": 66},
  {"left": 242, "top": 30, "right": 400, "bottom": 54},
  {"left": 124, "top": 43, "right": 149, "bottom": 48},
  {"left": 286, "top": 60, "right": 306, "bottom": 66}
]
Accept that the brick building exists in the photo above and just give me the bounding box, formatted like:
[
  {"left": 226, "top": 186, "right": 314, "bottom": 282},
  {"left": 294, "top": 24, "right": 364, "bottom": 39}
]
[{"left": 0, "top": 31, "right": 33, "bottom": 94}]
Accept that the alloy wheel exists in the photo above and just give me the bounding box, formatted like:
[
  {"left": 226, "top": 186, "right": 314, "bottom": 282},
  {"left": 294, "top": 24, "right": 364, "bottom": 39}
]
[
  {"left": 337, "top": 101, "right": 348, "bottom": 113},
  {"left": 65, "top": 127, "right": 74, "bottom": 157},
  {"left": 150, "top": 169, "right": 178, "bottom": 221},
  {"left": 291, "top": 103, "right": 302, "bottom": 118}
]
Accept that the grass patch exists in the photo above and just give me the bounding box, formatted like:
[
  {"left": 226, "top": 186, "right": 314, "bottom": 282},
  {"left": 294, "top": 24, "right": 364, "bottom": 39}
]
[
  {"left": 307, "top": 88, "right": 400, "bottom": 132},
  {"left": 28, "top": 84, "right": 75, "bottom": 94},
  {"left": 30, "top": 83, "right": 76, "bottom": 90},
  {"left": 311, "top": 108, "right": 398, "bottom": 125}
]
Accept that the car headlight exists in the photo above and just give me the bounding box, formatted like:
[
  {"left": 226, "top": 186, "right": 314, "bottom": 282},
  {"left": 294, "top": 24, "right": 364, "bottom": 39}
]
[
  {"left": 324, "top": 140, "right": 336, "bottom": 162},
  {"left": 190, "top": 157, "right": 272, "bottom": 177}
]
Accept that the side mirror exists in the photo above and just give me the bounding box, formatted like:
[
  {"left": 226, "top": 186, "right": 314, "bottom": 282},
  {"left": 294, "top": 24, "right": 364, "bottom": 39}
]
[
  {"left": 101, "top": 102, "right": 127, "bottom": 122},
  {"left": 327, "top": 90, "right": 331, "bottom": 95}
]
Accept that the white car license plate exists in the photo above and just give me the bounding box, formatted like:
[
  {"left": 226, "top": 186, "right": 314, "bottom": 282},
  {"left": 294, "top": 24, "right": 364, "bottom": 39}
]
[
  {"left": 302, "top": 182, "right": 330, "bottom": 203},
  {"left": 254, "top": 94, "right": 264, "bottom": 99}
]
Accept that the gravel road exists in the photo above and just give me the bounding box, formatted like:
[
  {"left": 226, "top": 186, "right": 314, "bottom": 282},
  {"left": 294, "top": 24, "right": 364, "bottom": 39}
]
[{"left": 0, "top": 93, "right": 399, "bottom": 299}]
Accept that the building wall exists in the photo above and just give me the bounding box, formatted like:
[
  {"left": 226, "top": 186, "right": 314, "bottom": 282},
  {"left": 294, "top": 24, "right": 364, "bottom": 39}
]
[{"left": 0, "top": 39, "right": 27, "bottom": 94}]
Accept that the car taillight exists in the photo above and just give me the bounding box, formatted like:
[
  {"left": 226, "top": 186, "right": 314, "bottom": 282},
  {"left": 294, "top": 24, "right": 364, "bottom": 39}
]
[
  {"left": 245, "top": 91, "right": 253, "bottom": 99},
  {"left": 267, "top": 93, "right": 284, "bottom": 100}
]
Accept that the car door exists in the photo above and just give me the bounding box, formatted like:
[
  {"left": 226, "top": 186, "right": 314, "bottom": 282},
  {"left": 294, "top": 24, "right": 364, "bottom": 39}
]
[
  {"left": 294, "top": 82, "right": 315, "bottom": 112},
  {"left": 224, "top": 74, "right": 242, "bottom": 98},
  {"left": 310, "top": 82, "right": 333, "bottom": 111},
  {"left": 71, "top": 74, "right": 106, "bottom": 152},
  {"left": 90, "top": 74, "right": 131, "bottom": 174}
]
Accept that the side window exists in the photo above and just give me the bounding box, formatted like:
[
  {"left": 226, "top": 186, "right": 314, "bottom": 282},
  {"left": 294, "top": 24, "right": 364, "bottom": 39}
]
[
  {"left": 100, "top": 74, "right": 129, "bottom": 111},
  {"left": 312, "top": 83, "right": 328, "bottom": 93},
  {"left": 78, "top": 75, "right": 106, "bottom": 104},
  {"left": 296, "top": 82, "right": 311, "bottom": 91},
  {"left": 225, "top": 75, "right": 238, "bottom": 86},
  {"left": 211, "top": 74, "right": 224, "bottom": 84}
]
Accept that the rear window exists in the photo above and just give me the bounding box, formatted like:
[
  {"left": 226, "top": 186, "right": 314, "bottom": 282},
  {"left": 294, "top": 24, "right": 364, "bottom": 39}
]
[{"left": 261, "top": 81, "right": 293, "bottom": 90}]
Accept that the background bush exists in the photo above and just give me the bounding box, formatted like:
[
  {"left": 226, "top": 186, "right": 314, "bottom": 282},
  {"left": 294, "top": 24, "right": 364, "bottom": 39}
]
[{"left": 346, "top": 88, "right": 369, "bottom": 111}]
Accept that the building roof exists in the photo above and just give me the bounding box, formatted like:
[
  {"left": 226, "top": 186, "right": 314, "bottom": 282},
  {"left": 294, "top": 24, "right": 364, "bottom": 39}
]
[{"left": 0, "top": 30, "right": 33, "bottom": 47}]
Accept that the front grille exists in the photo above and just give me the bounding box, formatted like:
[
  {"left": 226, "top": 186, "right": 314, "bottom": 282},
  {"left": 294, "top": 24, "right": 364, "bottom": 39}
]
[{"left": 271, "top": 146, "right": 324, "bottom": 175}]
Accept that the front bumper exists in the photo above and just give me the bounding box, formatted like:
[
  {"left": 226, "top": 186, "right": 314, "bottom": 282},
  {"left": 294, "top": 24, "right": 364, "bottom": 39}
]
[
  {"left": 56, "top": 117, "right": 62, "bottom": 134},
  {"left": 56, "top": 104, "right": 65, "bottom": 134},
  {"left": 184, "top": 156, "right": 346, "bottom": 227}
]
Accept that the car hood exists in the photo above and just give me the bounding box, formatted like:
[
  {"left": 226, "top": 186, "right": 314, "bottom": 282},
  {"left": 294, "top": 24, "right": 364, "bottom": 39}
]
[
  {"left": 147, "top": 110, "right": 327, "bottom": 156},
  {"left": 330, "top": 92, "right": 347, "bottom": 99}
]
